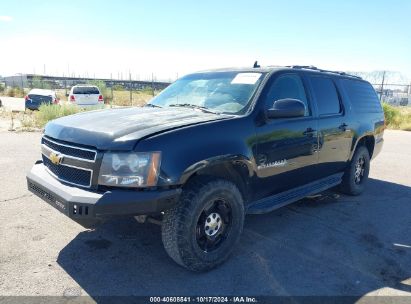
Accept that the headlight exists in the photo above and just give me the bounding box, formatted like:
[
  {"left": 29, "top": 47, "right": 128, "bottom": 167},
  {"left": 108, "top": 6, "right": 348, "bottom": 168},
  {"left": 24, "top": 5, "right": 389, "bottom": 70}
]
[{"left": 98, "top": 152, "right": 161, "bottom": 188}]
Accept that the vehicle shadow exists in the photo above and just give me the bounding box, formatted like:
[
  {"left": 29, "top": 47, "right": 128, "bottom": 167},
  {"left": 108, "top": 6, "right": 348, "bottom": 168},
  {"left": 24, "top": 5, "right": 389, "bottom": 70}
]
[{"left": 57, "top": 178, "right": 411, "bottom": 298}]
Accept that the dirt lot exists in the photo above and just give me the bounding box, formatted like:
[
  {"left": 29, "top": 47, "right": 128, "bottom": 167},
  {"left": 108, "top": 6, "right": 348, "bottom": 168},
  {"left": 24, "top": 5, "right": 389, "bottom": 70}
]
[{"left": 0, "top": 130, "right": 410, "bottom": 299}]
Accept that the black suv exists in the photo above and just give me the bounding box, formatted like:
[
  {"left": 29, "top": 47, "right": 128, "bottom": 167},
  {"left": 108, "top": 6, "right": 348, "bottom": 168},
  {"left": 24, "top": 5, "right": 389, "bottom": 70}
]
[{"left": 27, "top": 65, "right": 384, "bottom": 271}]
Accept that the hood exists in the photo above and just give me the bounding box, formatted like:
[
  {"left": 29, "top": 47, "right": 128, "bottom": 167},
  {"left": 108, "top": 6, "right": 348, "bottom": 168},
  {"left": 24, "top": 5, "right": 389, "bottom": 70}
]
[{"left": 44, "top": 107, "right": 229, "bottom": 150}]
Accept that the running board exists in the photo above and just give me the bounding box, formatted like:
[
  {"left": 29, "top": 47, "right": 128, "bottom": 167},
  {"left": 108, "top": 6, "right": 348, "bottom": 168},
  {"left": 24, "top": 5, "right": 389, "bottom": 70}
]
[{"left": 246, "top": 173, "right": 343, "bottom": 214}]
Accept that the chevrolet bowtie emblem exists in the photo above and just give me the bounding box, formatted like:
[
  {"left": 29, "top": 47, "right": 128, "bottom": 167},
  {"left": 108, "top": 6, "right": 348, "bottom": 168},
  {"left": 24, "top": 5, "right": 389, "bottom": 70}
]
[{"left": 49, "top": 152, "right": 63, "bottom": 165}]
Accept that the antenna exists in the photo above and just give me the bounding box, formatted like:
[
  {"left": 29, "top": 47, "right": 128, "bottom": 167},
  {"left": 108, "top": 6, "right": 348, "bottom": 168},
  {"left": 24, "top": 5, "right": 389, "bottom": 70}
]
[{"left": 253, "top": 61, "right": 260, "bottom": 68}]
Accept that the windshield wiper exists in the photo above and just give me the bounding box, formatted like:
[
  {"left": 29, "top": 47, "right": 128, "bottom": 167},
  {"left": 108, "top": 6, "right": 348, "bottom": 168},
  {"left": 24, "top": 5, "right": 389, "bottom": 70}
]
[
  {"left": 145, "top": 103, "right": 162, "bottom": 108},
  {"left": 168, "top": 103, "right": 219, "bottom": 114}
]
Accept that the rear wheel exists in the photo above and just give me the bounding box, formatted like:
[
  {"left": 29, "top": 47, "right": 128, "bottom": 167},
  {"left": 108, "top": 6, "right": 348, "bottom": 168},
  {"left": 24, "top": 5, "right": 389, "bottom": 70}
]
[
  {"left": 340, "top": 146, "right": 370, "bottom": 196},
  {"left": 161, "top": 177, "right": 244, "bottom": 272}
]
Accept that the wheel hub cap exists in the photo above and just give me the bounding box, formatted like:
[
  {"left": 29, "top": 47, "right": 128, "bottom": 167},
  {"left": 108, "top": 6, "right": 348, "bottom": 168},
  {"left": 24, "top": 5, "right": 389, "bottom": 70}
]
[
  {"left": 354, "top": 157, "right": 365, "bottom": 184},
  {"left": 204, "top": 213, "right": 222, "bottom": 237}
]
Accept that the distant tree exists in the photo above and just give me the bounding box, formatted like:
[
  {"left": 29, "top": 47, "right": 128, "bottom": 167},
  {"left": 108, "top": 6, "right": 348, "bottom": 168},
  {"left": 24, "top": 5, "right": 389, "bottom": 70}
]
[
  {"left": 7, "top": 86, "right": 24, "bottom": 97},
  {"left": 112, "top": 84, "right": 124, "bottom": 91},
  {"left": 31, "top": 76, "right": 51, "bottom": 89}
]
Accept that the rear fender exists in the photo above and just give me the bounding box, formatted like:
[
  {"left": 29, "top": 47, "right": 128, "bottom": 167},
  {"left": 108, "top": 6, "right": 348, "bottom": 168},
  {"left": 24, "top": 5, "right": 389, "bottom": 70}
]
[{"left": 349, "top": 133, "right": 376, "bottom": 161}]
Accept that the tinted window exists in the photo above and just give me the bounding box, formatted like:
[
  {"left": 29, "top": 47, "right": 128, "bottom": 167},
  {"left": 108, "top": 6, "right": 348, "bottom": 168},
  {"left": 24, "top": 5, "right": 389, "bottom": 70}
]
[
  {"left": 265, "top": 74, "right": 309, "bottom": 116},
  {"left": 28, "top": 94, "right": 52, "bottom": 103},
  {"left": 73, "top": 86, "right": 100, "bottom": 94},
  {"left": 341, "top": 79, "right": 382, "bottom": 113},
  {"left": 310, "top": 77, "right": 341, "bottom": 115}
]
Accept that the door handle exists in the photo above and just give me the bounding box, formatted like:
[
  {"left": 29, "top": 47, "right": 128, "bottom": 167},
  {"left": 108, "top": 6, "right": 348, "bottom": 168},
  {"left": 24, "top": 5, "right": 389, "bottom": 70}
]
[
  {"left": 303, "top": 127, "right": 316, "bottom": 136},
  {"left": 339, "top": 123, "right": 348, "bottom": 131}
]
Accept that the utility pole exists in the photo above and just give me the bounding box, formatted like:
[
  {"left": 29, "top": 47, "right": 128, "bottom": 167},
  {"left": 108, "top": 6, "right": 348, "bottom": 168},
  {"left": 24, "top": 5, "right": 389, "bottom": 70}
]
[
  {"left": 64, "top": 73, "right": 67, "bottom": 97},
  {"left": 20, "top": 73, "right": 24, "bottom": 91},
  {"left": 380, "top": 71, "right": 386, "bottom": 102}
]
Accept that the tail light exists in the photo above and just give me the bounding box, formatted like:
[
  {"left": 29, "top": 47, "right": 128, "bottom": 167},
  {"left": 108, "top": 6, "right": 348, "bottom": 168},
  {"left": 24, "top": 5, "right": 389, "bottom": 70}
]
[
  {"left": 69, "top": 95, "right": 75, "bottom": 102},
  {"left": 25, "top": 95, "right": 29, "bottom": 101},
  {"left": 98, "top": 95, "right": 104, "bottom": 102}
]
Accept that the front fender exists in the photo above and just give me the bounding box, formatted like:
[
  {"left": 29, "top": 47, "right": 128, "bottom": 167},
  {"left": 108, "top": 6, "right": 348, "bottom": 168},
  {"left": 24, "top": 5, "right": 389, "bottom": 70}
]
[
  {"left": 179, "top": 154, "right": 255, "bottom": 184},
  {"left": 134, "top": 116, "right": 258, "bottom": 188}
]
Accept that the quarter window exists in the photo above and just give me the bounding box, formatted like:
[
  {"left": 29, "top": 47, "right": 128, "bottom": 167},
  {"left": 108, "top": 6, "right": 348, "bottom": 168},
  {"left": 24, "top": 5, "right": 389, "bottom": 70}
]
[
  {"left": 310, "top": 77, "right": 341, "bottom": 115},
  {"left": 265, "top": 74, "right": 310, "bottom": 116},
  {"left": 341, "top": 79, "right": 382, "bottom": 113}
]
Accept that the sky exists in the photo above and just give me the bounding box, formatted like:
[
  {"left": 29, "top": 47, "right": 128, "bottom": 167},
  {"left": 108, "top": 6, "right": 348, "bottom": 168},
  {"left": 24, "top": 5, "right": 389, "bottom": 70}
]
[{"left": 0, "top": 0, "right": 410, "bottom": 82}]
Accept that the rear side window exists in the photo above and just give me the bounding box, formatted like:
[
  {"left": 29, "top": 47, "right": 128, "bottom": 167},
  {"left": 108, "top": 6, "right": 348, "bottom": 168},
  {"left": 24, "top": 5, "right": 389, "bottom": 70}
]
[
  {"left": 341, "top": 79, "right": 382, "bottom": 113},
  {"left": 310, "top": 77, "right": 341, "bottom": 115},
  {"left": 73, "top": 87, "right": 100, "bottom": 94}
]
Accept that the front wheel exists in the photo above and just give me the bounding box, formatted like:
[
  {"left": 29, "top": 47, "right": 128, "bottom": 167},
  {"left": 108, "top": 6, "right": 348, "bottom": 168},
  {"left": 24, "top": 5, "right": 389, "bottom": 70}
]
[
  {"left": 340, "top": 146, "right": 370, "bottom": 196},
  {"left": 161, "top": 177, "right": 245, "bottom": 272}
]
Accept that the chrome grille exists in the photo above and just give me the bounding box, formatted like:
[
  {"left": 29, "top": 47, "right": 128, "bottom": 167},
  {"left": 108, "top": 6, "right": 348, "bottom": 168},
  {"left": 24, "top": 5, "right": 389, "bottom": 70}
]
[
  {"left": 41, "top": 136, "right": 97, "bottom": 188},
  {"left": 42, "top": 137, "right": 96, "bottom": 161},
  {"left": 42, "top": 156, "right": 92, "bottom": 187}
]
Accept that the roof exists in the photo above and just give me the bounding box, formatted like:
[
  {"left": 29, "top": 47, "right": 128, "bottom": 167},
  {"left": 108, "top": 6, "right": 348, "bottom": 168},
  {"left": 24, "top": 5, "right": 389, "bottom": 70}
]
[
  {"left": 197, "top": 65, "right": 362, "bottom": 80},
  {"left": 197, "top": 66, "right": 276, "bottom": 73},
  {"left": 28, "top": 89, "right": 55, "bottom": 96}
]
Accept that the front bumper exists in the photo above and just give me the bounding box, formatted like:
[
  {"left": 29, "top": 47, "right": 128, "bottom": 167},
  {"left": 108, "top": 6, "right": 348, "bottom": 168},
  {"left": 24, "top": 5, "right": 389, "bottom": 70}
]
[
  {"left": 372, "top": 137, "right": 384, "bottom": 160},
  {"left": 27, "top": 163, "right": 181, "bottom": 228}
]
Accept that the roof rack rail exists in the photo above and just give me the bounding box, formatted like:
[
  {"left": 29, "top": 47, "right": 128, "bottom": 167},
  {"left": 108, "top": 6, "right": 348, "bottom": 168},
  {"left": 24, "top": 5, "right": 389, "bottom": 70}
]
[{"left": 286, "top": 65, "right": 362, "bottom": 79}]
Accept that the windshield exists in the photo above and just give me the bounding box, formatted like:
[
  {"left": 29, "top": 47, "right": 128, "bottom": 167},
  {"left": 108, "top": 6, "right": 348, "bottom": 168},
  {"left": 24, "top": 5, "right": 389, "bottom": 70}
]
[{"left": 148, "top": 71, "right": 265, "bottom": 114}]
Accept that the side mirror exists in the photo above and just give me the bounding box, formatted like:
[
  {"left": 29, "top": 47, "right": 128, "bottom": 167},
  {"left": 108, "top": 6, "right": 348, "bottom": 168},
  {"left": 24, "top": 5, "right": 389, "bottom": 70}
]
[{"left": 267, "top": 98, "right": 305, "bottom": 119}]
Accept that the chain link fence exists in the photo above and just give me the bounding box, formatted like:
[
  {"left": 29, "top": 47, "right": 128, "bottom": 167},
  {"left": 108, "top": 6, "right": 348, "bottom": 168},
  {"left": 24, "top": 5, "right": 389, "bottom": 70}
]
[
  {"left": 2, "top": 71, "right": 410, "bottom": 107},
  {"left": 0, "top": 74, "right": 171, "bottom": 107},
  {"left": 351, "top": 71, "right": 410, "bottom": 107},
  {"left": 372, "top": 83, "right": 411, "bottom": 107}
]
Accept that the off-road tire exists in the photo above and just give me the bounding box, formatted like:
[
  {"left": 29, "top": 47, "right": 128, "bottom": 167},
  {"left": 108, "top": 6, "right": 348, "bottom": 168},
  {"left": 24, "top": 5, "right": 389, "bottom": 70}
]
[
  {"left": 161, "top": 177, "right": 245, "bottom": 272},
  {"left": 340, "top": 145, "right": 370, "bottom": 196}
]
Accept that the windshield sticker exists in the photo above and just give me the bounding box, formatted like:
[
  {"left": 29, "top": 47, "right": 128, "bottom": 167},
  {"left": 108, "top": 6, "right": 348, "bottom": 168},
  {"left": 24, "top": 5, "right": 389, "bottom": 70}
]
[{"left": 231, "top": 73, "right": 262, "bottom": 85}]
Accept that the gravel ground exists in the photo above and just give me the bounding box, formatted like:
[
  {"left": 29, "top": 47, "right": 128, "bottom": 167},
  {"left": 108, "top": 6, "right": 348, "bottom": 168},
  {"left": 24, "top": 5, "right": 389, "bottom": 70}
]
[{"left": 0, "top": 130, "right": 410, "bottom": 299}]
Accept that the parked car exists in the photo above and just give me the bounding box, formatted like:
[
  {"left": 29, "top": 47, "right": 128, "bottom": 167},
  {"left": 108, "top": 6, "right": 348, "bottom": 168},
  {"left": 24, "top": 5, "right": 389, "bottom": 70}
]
[
  {"left": 27, "top": 65, "right": 385, "bottom": 271},
  {"left": 399, "top": 97, "right": 409, "bottom": 106},
  {"left": 67, "top": 85, "right": 104, "bottom": 107},
  {"left": 25, "top": 89, "right": 58, "bottom": 110}
]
